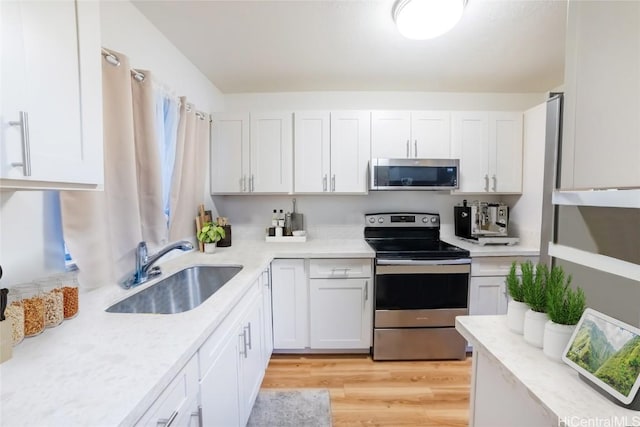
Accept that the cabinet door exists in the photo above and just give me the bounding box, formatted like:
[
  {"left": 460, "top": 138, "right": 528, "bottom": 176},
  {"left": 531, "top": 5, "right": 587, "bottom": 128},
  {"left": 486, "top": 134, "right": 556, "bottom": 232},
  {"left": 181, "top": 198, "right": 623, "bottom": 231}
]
[
  {"left": 271, "top": 259, "right": 308, "bottom": 349},
  {"left": 211, "top": 113, "right": 250, "bottom": 193},
  {"left": 411, "top": 111, "right": 451, "bottom": 158},
  {"left": 239, "top": 295, "right": 265, "bottom": 425},
  {"left": 469, "top": 276, "right": 508, "bottom": 316},
  {"left": 250, "top": 112, "right": 292, "bottom": 193},
  {"left": 309, "top": 278, "right": 372, "bottom": 349},
  {"left": 261, "top": 269, "right": 274, "bottom": 365},
  {"left": 330, "top": 111, "right": 371, "bottom": 193},
  {"left": 1, "top": 0, "right": 103, "bottom": 187},
  {"left": 451, "top": 112, "right": 489, "bottom": 193},
  {"left": 490, "top": 112, "right": 523, "bottom": 193},
  {"left": 293, "top": 111, "right": 330, "bottom": 193},
  {"left": 200, "top": 328, "right": 241, "bottom": 427},
  {"left": 563, "top": 1, "right": 640, "bottom": 189},
  {"left": 371, "top": 111, "right": 411, "bottom": 158}
]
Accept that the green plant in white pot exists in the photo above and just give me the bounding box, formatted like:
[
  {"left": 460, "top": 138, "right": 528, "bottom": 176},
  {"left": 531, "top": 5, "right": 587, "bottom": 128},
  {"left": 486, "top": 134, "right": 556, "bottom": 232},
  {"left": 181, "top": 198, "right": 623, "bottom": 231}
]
[
  {"left": 522, "top": 262, "right": 550, "bottom": 348},
  {"left": 197, "top": 222, "right": 225, "bottom": 254},
  {"left": 543, "top": 266, "right": 586, "bottom": 361},
  {"left": 505, "top": 261, "right": 528, "bottom": 334}
]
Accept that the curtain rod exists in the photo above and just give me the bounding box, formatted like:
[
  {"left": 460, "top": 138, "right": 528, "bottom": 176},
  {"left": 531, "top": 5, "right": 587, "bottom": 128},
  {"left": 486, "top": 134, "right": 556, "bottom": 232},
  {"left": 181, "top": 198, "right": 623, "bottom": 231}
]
[
  {"left": 101, "top": 48, "right": 210, "bottom": 122},
  {"left": 101, "top": 48, "right": 145, "bottom": 82}
]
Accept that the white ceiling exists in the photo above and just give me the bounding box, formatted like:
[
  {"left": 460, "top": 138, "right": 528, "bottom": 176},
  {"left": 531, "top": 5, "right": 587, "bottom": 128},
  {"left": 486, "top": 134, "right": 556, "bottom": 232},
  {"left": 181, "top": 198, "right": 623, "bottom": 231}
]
[{"left": 132, "top": 0, "right": 567, "bottom": 94}]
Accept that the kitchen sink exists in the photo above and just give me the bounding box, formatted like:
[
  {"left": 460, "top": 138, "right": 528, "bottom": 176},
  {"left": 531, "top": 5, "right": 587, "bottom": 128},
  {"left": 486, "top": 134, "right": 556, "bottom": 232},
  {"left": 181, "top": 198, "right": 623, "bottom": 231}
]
[{"left": 106, "top": 265, "right": 243, "bottom": 314}]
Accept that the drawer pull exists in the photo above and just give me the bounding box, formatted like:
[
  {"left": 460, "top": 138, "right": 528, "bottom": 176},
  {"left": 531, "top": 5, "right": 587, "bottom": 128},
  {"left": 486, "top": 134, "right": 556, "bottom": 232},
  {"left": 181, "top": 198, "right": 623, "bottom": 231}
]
[
  {"left": 245, "top": 322, "right": 252, "bottom": 350},
  {"left": 157, "top": 410, "right": 178, "bottom": 427}
]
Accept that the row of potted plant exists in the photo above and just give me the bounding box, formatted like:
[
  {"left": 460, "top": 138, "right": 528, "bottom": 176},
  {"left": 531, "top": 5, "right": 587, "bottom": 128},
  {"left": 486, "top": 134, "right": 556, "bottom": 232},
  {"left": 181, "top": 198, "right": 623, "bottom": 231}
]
[{"left": 505, "top": 261, "right": 586, "bottom": 361}]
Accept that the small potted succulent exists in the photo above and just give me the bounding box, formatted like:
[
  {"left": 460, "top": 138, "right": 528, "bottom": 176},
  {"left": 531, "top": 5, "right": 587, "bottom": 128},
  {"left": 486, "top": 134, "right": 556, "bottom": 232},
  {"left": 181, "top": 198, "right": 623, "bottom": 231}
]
[
  {"left": 543, "top": 266, "right": 586, "bottom": 361},
  {"left": 522, "top": 262, "right": 550, "bottom": 348},
  {"left": 197, "top": 221, "right": 226, "bottom": 254},
  {"left": 505, "top": 261, "right": 528, "bottom": 334}
]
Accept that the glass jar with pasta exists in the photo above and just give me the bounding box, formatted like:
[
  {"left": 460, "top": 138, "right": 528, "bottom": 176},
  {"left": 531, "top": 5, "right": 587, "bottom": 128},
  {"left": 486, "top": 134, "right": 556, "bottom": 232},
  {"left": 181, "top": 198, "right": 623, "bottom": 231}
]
[
  {"left": 20, "top": 285, "right": 45, "bottom": 337},
  {"left": 5, "top": 290, "right": 25, "bottom": 346}
]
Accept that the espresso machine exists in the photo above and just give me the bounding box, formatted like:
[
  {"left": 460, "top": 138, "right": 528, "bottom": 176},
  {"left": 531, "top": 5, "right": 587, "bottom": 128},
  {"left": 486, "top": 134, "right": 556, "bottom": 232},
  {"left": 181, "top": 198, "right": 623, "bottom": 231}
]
[{"left": 454, "top": 200, "right": 519, "bottom": 245}]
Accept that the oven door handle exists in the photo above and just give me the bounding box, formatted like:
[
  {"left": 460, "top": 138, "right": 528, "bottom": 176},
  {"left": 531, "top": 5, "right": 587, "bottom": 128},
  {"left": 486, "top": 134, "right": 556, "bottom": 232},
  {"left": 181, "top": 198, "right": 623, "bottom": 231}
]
[{"left": 376, "top": 258, "right": 471, "bottom": 266}]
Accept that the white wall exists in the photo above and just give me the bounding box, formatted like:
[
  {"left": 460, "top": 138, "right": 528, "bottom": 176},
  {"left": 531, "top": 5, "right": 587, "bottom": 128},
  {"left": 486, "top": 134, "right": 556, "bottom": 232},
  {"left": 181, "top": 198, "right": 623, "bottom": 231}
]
[
  {"left": 0, "top": 0, "right": 224, "bottom": 287},
  {"left": 100, "top": 1, "right": 224, "bottom": 113},
  {"left": 224, "top": 91, "right": 546, "bottom": 112}
]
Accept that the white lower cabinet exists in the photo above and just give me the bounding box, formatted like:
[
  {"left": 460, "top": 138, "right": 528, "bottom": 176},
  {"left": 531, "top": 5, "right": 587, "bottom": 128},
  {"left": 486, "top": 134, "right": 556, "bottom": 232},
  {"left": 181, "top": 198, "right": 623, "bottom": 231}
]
[
  {"left": 261, "top": 268, "right": 274, "bottom": 364},
  {"left": 309, "top": 278, "right": 372, "bottom": 349},
  {"left": 271, "top": 259, "right": 308, "bottom": 349},
  {"left": 136, "top": 355, "right": 200, "bottom": 426},
  {"left": 271, "top": 258, "right": 373, "bottom": 351},
  {"left": 197, "top": 279, "right": 267, "bottom": 427},
  {"left": 469, "top": 256, "right": 539, "bottom": 316}
]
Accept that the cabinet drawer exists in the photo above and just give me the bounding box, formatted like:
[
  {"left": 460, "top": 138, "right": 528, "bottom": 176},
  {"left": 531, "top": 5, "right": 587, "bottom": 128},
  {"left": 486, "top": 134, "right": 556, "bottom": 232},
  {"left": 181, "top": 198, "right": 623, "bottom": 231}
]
[
  {"left": 136, "top": 355, "right": 198, "bottom": 426},
  {"left": 309, "top": 259, "right": 372, "bottom": 279},
  {"left": 471, "top": 256, "right": 539, "bottom": 277}
]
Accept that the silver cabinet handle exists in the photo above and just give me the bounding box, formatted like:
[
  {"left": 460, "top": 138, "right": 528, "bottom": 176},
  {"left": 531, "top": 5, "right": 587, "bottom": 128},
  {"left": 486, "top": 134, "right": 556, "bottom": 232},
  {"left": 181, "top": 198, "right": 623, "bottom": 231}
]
[
  {"left": 191, "top": 408, "right": 202, "bottom": 427},
  {"left": 250, "top": 174, "right": 255, "bottom": 192},
  {"left": 239, "top": 330, "right": 248, "bottom": 358},
  {"left": 414, "top": 140, "right": 418, "bottom": 158},
  {"left": 8, "top": 111, "right": 31, "bottom": 176},
  {"left": 242, "top": 175, "right": 247, "bottom": 192},
  {"left": 364, "top": 280, "right": 369, "bottom": 302},
  {"left": 331, "top": 174, "right": 336, "bottom": 192},
  {"left": 157, "top": 410, "right": 178, "bottom": 427},
  {"left": 245, "top": 322, "right": 252, "bottom": 350},
  {"left": 484, "top": 174, "right": 489, "bottom": 192},
  {"left": 322, "top": 174, "right": 327, "bottom": 192},
  {"left": 492, "top": 175, "right": 497, "bottom": 192},
  {"left": 406, "top": 140, "right": 410, "bottom": 158}
]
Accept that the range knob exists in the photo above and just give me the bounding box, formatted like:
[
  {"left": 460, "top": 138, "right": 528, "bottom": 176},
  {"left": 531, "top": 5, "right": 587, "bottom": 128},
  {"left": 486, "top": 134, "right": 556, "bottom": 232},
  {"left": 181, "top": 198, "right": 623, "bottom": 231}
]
[
  {"left": 368, "top": 217, "right": 376, "bottom": 224},
  {"left": 377, "top": 217, "right": 384, "bottom": 224},
  {"left": 431, "top": 217, "right": 438, "bottom": 223},
  {"left": 422, "top": 217, "right": 429, "bottom": 223}
]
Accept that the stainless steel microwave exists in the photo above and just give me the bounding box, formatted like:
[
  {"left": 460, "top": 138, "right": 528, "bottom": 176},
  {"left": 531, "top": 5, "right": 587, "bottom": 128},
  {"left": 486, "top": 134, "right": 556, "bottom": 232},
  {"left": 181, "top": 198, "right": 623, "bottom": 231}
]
[{"left": 370, "top": 158, "right": 460, "bottom": 191}]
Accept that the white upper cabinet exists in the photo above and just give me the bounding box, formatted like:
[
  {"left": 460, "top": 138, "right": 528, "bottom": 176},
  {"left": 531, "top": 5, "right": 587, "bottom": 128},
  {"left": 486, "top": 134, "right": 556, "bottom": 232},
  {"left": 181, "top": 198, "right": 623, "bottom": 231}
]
[
  {"left": 251, "top": 112, "right": 293, "bottom": 193},
  {"left": 293, "top": 111, "right": 370, "bottom": 194},
  {"left": 411, "top": 111, "right": 451, "bottom": 158},
  {"left": 371, "top": 111, "right": 411, "bottom": 158},
  {"left": 452, "top": 111, "right": 523, "bottom": 194},
  {"left": 562, "top": 1, "right": 640, "bottom": 190},
  {"left": 0, "top": 0, "right": 103, "bottom": 189},
  {"left": 211, "top": 112, "right": 292, "bottom": 194},
  {"left": 293, "top": 112, "right": 330, "bottom": 193},
  {"left": 371, "top": 111, "right": 451, "bottom": 159},
  {"left": 211, "top": 113, "right": 250, "bottom": 193}
]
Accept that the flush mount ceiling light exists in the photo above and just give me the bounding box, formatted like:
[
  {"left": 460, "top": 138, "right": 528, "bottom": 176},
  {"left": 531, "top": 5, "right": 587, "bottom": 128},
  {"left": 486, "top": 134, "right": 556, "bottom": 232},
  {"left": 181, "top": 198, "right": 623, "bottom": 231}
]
[{"left": 392, "top": 0, "right": 468, "bottom": 40}]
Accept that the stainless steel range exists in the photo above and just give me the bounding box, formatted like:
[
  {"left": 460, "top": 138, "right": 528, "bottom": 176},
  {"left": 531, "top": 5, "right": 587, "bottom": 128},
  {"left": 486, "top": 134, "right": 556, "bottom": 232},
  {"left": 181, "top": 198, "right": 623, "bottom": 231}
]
[{"left": 364, "top": 212, "right": 471, "bottom": 361}]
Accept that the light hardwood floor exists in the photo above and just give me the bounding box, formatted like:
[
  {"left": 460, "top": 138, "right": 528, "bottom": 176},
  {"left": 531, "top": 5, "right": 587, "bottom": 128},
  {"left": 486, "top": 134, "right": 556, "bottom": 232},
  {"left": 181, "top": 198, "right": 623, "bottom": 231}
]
[{"left": 260, "top": 354, "right": 472, "bottom": 426}]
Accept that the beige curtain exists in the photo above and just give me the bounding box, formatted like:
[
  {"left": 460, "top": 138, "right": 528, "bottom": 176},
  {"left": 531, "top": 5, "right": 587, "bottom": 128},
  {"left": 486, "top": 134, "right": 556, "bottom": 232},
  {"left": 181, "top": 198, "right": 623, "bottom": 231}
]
[
  {"left": 168, "top": 98, "right": 209, "bottom": 241},
  {"left": 132, "top": 70, "right": 167, "bottom": 249},
  {"left": 60, "top": 49, "right": 164, "bottom": 289}
]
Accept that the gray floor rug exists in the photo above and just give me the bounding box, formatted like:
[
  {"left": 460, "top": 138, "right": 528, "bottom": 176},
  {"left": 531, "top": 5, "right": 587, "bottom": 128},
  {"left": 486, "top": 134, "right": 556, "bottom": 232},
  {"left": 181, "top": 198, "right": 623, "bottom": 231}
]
[{"left": 247, "top": 389, "right": 332, "bottom": 427}]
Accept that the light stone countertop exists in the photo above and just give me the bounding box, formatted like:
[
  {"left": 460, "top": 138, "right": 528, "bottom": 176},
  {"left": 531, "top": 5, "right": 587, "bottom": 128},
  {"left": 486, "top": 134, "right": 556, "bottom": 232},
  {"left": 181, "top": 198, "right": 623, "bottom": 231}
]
[
  {"left": 456, "top": 315, "right": 640, "bottom": 426},
  {"left": 0, "top": 238, "right": 374, "bottom": 427},
  {"left": 441, "top": 234, "right": 540, "bottom": 257}
]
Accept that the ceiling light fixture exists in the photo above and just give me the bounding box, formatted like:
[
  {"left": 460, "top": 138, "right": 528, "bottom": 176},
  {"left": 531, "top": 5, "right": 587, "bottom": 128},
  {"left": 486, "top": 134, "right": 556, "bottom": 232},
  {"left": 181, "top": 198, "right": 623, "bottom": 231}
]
[{"left": 392, "top": 0, "right": 468, "bottom": 40}]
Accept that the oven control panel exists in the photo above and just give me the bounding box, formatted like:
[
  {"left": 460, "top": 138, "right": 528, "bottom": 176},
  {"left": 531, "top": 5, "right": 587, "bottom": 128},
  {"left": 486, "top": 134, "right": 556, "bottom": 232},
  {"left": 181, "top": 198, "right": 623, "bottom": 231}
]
[{"left": 365, "top": 213, "right": 440, "bottom": 227}]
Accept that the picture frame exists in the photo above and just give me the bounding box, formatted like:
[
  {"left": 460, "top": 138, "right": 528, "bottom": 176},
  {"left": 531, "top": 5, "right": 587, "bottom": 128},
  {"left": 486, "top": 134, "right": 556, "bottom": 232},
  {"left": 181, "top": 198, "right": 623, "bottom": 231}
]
[{"left": 562, "top": 308, "right": 640, "bottom": 407}]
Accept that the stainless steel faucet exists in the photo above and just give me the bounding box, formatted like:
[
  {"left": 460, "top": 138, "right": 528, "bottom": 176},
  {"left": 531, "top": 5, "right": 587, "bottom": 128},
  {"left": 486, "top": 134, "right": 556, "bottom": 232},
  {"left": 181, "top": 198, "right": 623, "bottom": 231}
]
[{"left": 120, "top": 240, "right": 194, "bottom": 289}]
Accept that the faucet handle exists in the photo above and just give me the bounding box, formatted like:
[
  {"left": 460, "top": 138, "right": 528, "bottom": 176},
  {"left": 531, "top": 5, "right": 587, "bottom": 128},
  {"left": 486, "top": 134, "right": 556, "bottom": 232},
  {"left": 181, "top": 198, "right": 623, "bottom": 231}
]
[{"left": 148, "top": 266, "right": 161, "bottom": 279}]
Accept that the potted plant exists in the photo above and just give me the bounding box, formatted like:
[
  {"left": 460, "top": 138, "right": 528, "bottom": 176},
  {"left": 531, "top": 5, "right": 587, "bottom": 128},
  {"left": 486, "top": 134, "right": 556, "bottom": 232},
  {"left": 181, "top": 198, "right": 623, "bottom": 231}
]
[
  {"left": 522, "top": 262, "right": 550, "bottom": 348},
  {"left": 543, "top": 266, "right": 586, "bottom": 361},
  {"left": 505, "top": 261, "right": 528, "bottom": 334},
  {"left": 197, "top": 221, "right": 226, "bottom": 253}
]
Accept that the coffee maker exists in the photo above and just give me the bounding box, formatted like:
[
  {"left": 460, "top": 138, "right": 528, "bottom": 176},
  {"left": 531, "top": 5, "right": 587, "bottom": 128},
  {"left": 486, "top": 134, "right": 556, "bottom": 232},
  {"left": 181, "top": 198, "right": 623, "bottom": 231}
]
[{"left": 454, "top": 200, "right": 519, "bottom": 245}]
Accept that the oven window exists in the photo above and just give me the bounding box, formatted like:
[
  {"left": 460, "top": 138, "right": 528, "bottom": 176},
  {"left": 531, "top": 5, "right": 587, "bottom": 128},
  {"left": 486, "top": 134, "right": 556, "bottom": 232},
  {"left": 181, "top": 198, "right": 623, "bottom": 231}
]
[{"left": 375, "top": 272, "right": 468, "bottom": 310}]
